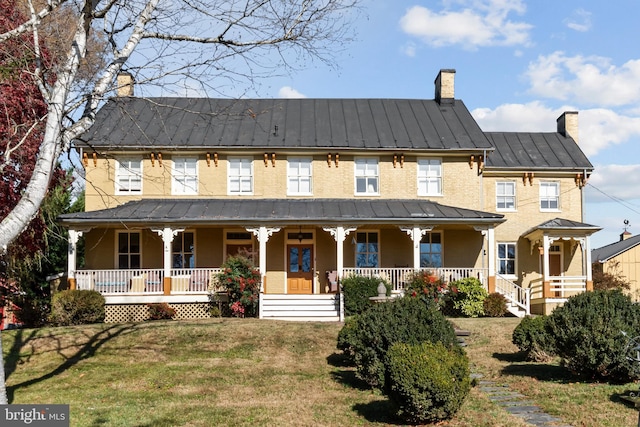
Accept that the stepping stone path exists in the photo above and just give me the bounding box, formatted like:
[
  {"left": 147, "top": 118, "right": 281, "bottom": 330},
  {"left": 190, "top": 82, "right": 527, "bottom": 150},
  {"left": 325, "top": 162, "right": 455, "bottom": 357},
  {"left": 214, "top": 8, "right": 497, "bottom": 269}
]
[{"left": 473, "top": 373, "right": 573, "bottom": 427}]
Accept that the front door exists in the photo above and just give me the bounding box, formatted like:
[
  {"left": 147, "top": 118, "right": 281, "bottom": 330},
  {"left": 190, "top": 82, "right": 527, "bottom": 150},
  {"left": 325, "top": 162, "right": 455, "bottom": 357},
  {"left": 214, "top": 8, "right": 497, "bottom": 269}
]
[{"left": 287, "top": 244, "right": 313, "bottom": 294}]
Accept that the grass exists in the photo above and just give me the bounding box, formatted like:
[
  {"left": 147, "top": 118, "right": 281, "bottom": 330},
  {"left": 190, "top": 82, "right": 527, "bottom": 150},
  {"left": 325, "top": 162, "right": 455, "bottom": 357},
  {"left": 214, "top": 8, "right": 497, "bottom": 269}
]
[{"left": 1, "top": 317, "right": 639, "bottom": 426}]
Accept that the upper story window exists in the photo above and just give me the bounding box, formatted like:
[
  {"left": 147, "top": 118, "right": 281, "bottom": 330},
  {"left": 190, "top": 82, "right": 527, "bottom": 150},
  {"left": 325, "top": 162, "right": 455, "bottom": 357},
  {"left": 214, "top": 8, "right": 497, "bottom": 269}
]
[
  {"left": 228, "top": 157, "right": 253, "bottom": 195},
  {"left": 115, "top": 158, "right": 142, "bottom": 195},
  {"left": 354, "top": 158, "right": 379, "bottom": 195},
  {"left": 496, "top": 181, "right": 516, "bottom": 211},
  {"left": 172, "top": 157, "right": 198, "bottom": 195},
  {"left": 497, "top": 242, "right": 516, "bottom": 276},
  {"left": 417, "top": 159, "right": 442, "bottom": 196},
  {"left": 172, "top": 231, "right": 195, "bottom": 268},
  {"left": 355, "top": 231, "right": 379, "bottom": 267},
  {"left": 117, "top": 231, "right": 140, "bottom": 269},
  {"left": 540, "top": 182, "right": 560, "bottom": 211},
  {"left": 287, "top": 157, "right": 312, "bottom": 195}
]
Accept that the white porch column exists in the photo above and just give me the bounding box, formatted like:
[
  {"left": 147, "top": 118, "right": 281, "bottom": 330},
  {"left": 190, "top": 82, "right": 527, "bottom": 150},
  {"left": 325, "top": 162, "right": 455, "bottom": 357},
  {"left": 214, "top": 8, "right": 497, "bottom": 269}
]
[
  {"left": 399, "top": 226, "right": 432, "bottom": 269},
  {"left": 247, "top": 227, "right": 281, "bottom": 291},
  {"left": 322, "top": 226, "right": 357, "bottom": 280},
  {"left": 487, "top": 228, "right": 496, "bottom": 279},
  {"left": 585, "top": 236, "right": 593, "bottom": 283},
  {"left": 542, "top": 234, "right": 551, "bottom": 282},
  {"left": 67, "top": 229, "right": 83, "bottom": 280},
  {"left": 152, "top": 227, "right": 184, "bottom": 279}
]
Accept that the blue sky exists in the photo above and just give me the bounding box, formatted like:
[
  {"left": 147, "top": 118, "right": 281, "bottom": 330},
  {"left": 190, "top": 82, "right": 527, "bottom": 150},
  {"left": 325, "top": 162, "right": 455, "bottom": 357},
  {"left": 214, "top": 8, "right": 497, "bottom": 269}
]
[{"left": 252, "top": 0, "right": 640, "bottom": 249}]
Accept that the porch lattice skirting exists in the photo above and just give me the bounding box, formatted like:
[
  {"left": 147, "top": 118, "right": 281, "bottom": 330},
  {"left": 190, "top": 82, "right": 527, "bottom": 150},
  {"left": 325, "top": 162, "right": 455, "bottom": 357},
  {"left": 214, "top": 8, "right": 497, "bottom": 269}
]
[{"left": 105, "top": 303, "right": 211, "bottom": 323}]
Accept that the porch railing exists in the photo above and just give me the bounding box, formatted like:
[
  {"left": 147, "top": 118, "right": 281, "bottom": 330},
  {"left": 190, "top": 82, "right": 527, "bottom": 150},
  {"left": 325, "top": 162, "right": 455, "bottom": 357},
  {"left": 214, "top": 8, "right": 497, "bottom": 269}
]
[
  {"left": 341, "top": 267, "right": 488, "bottom": 292},
  {"left": 495, "top": 274, "right": 530, "bottom": 315},
  {"left": 548, "top": 276, "right": 587, "bottom": 298},
  {"left": 74, "top": 268, "right": 222, "bottom": 295}
]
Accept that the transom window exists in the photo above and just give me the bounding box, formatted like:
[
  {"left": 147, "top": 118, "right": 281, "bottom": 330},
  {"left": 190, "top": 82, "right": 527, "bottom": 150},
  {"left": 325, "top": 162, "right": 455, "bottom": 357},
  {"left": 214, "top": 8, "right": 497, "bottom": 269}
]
[
  {"left": 420, "top": 232, "right": 442, "bottom": 268},
  {"left": 540, "top": 182, "right": 560, "bottom": 210},
  {"left": 172, "top": 157, "right": 198, "bottom": 195},
  {"left": 498, "top": 243, "right": 516, "bottom": 276},
  {"left": 496, "top": 181, "right": 516, "bottom": 210},
  {"left": 287, "top": 157, "right": 312, "bottom": 195},
  {"left": 115, "top": 158, "right": 142, "bottom": 194},
  {"left": 355, "top": 231, "right": 379, "bottom": 267},
  {"left": 172, "top": 231, "right": 195, "bottom": 268},
  {"left": 228, "top": 157, "right": 253, "bottom": 195},
  {"left": 117, "top": 231, "right": 140, "bottom": 269},
  {"left": 417, "top": 159, "right": 442, "bottom": 196},
  {"left": 354, "top": 158, "right": 379, "bottom": 195}
]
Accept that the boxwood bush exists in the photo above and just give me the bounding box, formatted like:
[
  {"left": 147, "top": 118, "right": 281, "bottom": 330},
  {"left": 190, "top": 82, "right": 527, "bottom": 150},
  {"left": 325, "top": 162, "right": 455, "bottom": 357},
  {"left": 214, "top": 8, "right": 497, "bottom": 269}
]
[
  {"left": 483, "top": 292, "right": 508, "bottom": 317},
  {"left": 547, "top": 289, "right": 640, "bottom": 382},
  {"left": 342, "top": 275, "right": 390, "bottom": 316},
  {"left": 387, "top": 341, "right": 470, "bottom": 424},
  {"left": 339, "top": 295, "right": 458, "bottom": 389},
  {"left": 512, "top": 315, "right": 556, "bottom": 361},
  {"left": 449, "top": 277, "right": 488, "bottom": 317},
  {"left": 49, "top": 290, "right": 105, "bottom": 326}
]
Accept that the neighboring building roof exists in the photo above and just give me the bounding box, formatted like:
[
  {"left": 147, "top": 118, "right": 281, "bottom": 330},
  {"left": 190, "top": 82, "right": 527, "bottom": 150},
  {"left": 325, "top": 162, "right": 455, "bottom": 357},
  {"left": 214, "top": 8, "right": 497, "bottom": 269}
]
[
  {"left": 58, "top": 198, "right": 505, "bottom": 227},
  {"left": 485, "top": 132, "right": 593, "bottom": 171},
  {"left": 79, "top": 97, "right": 494, "bottom": 152},
  {"left": 591, "top": 234, "right": 640, "bottom": 263}
]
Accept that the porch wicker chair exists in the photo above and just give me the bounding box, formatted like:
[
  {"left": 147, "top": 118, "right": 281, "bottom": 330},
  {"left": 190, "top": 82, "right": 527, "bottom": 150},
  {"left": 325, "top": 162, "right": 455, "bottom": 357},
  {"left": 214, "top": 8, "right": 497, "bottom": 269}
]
[{"left": 130, "top": 273, "right": 147, "bottom": 293}]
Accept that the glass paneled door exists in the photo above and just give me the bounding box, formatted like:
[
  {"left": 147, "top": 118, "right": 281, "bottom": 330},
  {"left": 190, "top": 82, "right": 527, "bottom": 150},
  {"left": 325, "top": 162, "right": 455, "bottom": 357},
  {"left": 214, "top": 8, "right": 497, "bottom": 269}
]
[{"left": 287, "top": 244, "right": 313, "bottom": 294}]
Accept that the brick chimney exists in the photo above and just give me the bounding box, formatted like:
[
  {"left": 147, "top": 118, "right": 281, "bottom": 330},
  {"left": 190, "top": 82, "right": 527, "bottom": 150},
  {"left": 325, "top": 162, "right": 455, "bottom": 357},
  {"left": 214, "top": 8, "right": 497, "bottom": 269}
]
[
  {"left": 435, "top": 69, "right": 455, "bottom": 105},
  {"left": 117, "top": 72, "right": 134, "bottom": 97},
  {"left": 557, "top": 111, "right": 578, "bottom": 143}
]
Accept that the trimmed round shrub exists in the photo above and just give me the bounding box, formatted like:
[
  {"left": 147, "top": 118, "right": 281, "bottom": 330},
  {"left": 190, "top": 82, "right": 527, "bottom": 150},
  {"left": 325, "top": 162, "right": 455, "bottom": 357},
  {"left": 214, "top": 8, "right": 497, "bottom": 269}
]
[
  {"left": 336, "top": 315, "right": 361, "bottom": 361},
  {"left": 512, "top": 315, "right": 556, "bottom": 361},
  {"left": 387, "top": 341, "right": 470, "bottom": 424},
  {"left": 547, "top": 289, "right": 640, "bottom": 382},
  {"left": 449, "top": 277, "right": 488, "bottom": 317},
  {"left": 344, "top": 296, "right": 458, "bottom": 389},
  {"left": 483, "top": 292, "right": 508, "bottom": 317},
  {"left": 342, "top": 275, "right": 390, "bottom": 316},
  {"left": 147, "top": 303, "right": 176, "bottom": 320},
  {"left": 49, "top": 290, "right": 105, "bottom": 326}
]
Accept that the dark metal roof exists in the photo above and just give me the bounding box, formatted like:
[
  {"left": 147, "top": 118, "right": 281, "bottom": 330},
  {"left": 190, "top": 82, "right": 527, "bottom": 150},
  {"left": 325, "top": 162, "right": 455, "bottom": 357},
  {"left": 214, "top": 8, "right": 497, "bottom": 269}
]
[
  {"left": 523, "top": 217, "right": 601, "bottom": 239},
  {"left": 592, "top": 234, "right": 640, "bottom": 262},
  {"left": 79, "top": 97, "right": 494, "bottom": 152},
  {"left": 58, "top": 198, "right": 505, "bottom": 227},
  {"left": 485, "top": 132, "right": 593, "bottom": 171}
]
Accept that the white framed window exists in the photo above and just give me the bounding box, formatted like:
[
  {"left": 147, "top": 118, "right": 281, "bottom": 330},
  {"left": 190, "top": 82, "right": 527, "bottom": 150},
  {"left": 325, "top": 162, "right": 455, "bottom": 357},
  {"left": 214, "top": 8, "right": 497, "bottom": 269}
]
[
  {"left": 355, "top": 231, "right": 379, "bottom": 267},
  {"left": 354, "top": 158, "right": 379, "bottom": 195},
  {"left": 287, "top": 157, "right": 312, "bottom": 195},
  {"left": 228, "top": 157, "right": 253, "bottom": 195},
  {"left": 172, "top": 231, "right": 195, "bottom": 268},
  {"left": 417, "top": 159, "right": 442, "bottom": 196},
  {"left": 117, "top": 231, "right": 141, "bottom": 269},
  {"left": 172, "top": 157, "right": 198, "bottom": 195},
  {"left": 497, "top": 242, "right": 516, "bottom": 276},
  {"left": 420, "top": 232, "right": 442, "bottom": 268},
  {"left": 496, "top": 181, "right": 516, "bottom": 211},
  {"left": 540, "top": 182, "right": 560, "bottom": 211},
  {"left": 115, "top": 158, "right": 142, "bottom": 194}
]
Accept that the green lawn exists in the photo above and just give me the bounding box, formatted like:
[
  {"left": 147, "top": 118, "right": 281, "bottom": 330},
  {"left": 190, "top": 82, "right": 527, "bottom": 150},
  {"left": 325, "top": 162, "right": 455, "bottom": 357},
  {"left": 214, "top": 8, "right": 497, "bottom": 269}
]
[{"left": 1, "top": 317, "right": 638, "bottom": 426}]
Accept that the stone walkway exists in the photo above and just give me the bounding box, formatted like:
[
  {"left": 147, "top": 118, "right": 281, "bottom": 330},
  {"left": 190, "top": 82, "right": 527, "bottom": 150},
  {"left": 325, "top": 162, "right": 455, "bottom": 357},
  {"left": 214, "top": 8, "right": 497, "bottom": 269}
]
[{"left": 473, "top": 373, "right": 573, "bottom": 427}]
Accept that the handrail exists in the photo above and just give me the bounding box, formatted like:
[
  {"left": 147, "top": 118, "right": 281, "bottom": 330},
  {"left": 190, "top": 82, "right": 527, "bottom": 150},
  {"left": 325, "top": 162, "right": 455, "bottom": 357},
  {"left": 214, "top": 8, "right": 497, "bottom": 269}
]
[{"left": 495, "top": 274, "right": 530, "bottom": 315}]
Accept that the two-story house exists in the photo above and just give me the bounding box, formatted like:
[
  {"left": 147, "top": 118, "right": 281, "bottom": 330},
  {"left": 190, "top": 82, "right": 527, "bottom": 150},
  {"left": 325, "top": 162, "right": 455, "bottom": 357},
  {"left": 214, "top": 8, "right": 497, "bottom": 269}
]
[{"left": 59, "top": 69, "right": 599, "bottom": 322}]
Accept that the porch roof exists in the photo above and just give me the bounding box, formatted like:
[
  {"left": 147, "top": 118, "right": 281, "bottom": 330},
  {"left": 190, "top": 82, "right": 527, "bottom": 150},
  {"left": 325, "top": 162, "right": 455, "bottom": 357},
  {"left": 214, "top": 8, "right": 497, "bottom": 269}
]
[
  {"left": 59, "top": 198, "right": 505, "bottom": 228},
  {"left": 523, "top": 217, "right": 601, "bottom": 242}
]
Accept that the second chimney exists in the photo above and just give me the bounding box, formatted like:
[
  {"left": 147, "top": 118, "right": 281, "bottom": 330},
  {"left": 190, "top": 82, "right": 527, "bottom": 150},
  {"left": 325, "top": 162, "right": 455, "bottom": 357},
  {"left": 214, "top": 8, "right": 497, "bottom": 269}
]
[
  {"left": 435, "top": 69, "right": 456, "bottom": 105},
  {"left": 557, "top": 111, "right": 579, "bottom": 144},
  {"left": 117, "top": 72, "right": 134, "bottom": 97}
]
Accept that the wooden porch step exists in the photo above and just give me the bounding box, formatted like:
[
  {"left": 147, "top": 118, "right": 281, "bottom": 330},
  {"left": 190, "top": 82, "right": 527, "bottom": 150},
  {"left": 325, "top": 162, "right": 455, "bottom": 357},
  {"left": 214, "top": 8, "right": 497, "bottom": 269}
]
[{"left": 261, "top": 294, "right": 340, "bottom": 322}]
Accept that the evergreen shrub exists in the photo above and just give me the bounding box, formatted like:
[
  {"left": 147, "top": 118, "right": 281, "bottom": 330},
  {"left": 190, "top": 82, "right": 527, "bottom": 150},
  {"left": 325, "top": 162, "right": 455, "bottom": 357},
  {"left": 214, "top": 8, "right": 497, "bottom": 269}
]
[
  {"left": 547, "top": 289, "right": 640, "bottom": 382},
  {"left": 386, "top": 341, "right": 470, "bottom": 424},
  {"left": 449, "top": 277, "right": 488, "bottom": 317},
  {"left": 147, "top": 302, "right": 176, "bottom": 320},
  {"left": 483, "top": 292, "right": 508, "bottom": 317},
  {"left": 342, "top": 275, "right": 390, "bottom": 316},
  {"left": 512, "top": 315, "right": 556, "bottom": 361},
  {"left": 49, "top": 290, "right": 105, "bottom": 326}
]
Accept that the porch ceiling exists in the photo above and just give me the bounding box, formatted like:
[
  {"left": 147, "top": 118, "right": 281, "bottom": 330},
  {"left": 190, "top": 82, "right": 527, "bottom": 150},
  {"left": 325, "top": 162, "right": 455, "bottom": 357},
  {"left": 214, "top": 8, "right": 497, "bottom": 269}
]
[{"left": 59, "top": 198, "right": 505, "bottom": 228}]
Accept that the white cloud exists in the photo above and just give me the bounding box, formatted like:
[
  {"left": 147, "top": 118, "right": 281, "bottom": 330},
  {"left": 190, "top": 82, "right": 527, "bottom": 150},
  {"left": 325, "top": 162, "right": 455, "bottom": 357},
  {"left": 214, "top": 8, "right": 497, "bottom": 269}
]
[
  {"left": 587, "top": 165, "right": 640, "bottom": 202},
  {"left": 399, "top": 0, "right": 533, "bottom": 50},
  {"left": 401, "top": 42, "right": 417, "bottom": 57},
  {"left": 564, "top": 8, "right": 592, "bottom": 32},
  {"left": 278, "top": 86, "right": 307, "bottom": 98},
  {"left": 473, "top": 103, "right": 640, "bottom": 157},
  {"left": 525, "top": 52, "right": 640, "bottom": 107}
]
